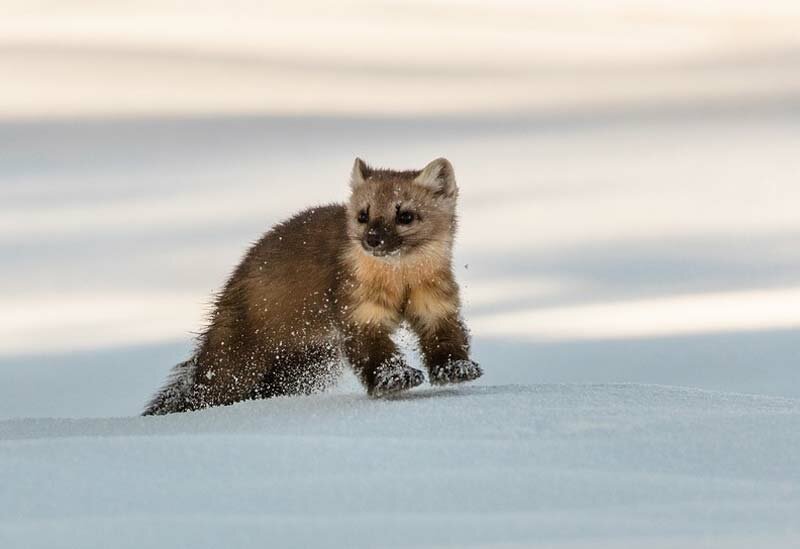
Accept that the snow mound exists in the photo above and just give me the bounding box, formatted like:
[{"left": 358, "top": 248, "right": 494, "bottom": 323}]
[{"left": 2, "top": 384, "right": 799, "bottom": 548}]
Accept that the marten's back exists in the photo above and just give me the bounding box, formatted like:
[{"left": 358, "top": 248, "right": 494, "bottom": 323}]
[{"left": 219, "top": 204, "right": 350, "bottom": 343}]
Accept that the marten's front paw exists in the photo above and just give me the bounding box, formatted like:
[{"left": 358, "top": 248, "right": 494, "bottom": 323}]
[
  {"left": 429, "top": 359, "right": 483, "bottom": 386},
  {"left": 370, "top": 360, "right": 425, "bottom": 397}
]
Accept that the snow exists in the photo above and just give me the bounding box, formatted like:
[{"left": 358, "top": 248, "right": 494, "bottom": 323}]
[
  {"left": 2, "top": 2, "right": 800, "bottom": 546},
  {"left": 2, "top": 384, "right": 799, "bottom": 548}
]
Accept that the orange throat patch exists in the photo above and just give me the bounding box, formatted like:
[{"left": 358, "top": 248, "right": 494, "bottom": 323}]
[{"left": 343, "top": 241, "right": 455, "bottom": 329}]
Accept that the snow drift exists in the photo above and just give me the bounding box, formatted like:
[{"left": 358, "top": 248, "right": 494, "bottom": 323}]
[{"left": 2, "top": 384, "right": 798, "bottom": 548}]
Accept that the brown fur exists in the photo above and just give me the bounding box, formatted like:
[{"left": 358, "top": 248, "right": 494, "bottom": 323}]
[{"left": 143, "top": 158, "right": 479, "bottom": 415}]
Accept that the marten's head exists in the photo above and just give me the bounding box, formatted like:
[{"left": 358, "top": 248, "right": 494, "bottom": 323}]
[{"left": 347, "top": 158, "right": 458, "bottom": 262}]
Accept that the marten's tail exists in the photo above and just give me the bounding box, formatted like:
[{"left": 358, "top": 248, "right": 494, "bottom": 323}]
[{"left": 142, "top": 356, "right": 199, "bottom": 416}]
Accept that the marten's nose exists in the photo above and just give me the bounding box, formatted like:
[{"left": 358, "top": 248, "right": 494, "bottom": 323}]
[{"left": 365, "top": 229, "right": 384, "bottom": 248}]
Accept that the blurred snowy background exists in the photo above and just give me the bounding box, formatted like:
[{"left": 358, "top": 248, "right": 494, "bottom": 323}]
[
  {"left": 2, "top": 0, "right": 800, "bottom": 417},
  {"left": 3, "top": 3, "right": 800, "bottom": 549}
]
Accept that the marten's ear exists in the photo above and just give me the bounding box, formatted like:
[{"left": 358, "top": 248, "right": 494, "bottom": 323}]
[
  {"left": 414, "top": 158, "right": 457, "bottom": 197},
  {"left": 350, "top": 157, "right": 371, "bottom": 189}
]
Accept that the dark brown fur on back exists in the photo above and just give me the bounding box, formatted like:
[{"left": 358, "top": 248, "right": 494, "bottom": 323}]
[{"left": 143, "top": 158, "right": 481, "bottom": 415}]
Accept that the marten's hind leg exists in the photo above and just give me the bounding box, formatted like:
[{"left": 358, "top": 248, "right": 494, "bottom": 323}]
[{"left": 252, "top": 344, "right": 343, "bottom": 399}]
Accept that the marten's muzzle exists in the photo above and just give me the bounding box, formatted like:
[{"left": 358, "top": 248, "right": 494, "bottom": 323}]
[{"left": 362, "top": 221, "right": 402, "bottom": 256}]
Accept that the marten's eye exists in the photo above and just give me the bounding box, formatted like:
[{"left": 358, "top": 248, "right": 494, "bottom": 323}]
[
  {"left": 396, "top": 210, "right": 415, "bottom": 225},
  {"left": 357, "top": 209, "right": 369, "bottom": 224}
]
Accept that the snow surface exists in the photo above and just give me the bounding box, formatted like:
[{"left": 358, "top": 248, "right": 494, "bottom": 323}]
[
  {"left": 2, "top": 384, "right": 799, "bottom": 548},
  {"left": 2, "top": 3, "right": 800, "bottom": 547}
]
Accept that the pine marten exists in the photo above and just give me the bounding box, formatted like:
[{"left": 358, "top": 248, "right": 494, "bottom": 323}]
[{"left": 143, "top": 158, "right": 482, "bottom": 415}]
